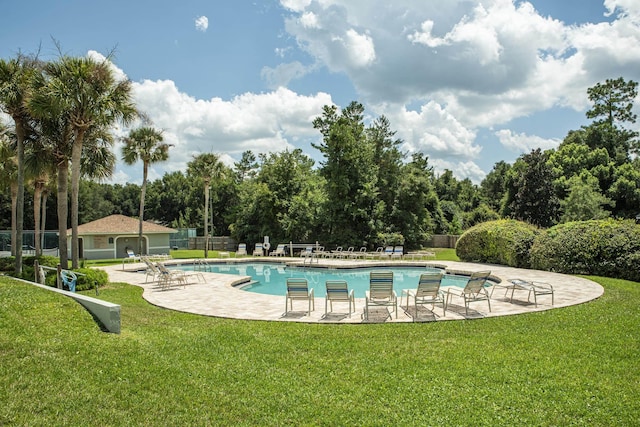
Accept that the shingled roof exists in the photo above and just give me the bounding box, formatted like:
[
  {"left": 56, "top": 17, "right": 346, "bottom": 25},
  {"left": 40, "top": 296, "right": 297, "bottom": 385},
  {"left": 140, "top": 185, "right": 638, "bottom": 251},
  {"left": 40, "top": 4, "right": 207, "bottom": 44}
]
[{"left": 72, "top": 214, "right": 176, "bottom": 235}]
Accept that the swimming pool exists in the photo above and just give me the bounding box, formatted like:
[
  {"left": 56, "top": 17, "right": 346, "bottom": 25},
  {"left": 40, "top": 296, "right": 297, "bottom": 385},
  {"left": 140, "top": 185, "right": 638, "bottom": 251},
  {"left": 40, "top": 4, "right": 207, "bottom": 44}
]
[{"left": 176, "top": 262, "right": 473, "bottom": 298}]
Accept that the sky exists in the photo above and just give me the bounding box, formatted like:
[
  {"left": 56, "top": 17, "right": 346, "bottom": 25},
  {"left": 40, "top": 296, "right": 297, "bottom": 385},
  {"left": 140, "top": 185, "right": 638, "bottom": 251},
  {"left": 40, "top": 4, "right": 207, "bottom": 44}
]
[{"left": 1, "top": 0, "right": 640, "bottom": 185}]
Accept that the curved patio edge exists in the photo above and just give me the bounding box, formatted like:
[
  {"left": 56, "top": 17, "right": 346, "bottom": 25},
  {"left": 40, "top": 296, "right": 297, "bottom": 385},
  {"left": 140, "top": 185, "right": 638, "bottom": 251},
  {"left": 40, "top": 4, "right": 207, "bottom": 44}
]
[{"left": 101, "top": 259, "right": 604, "bottom": 324}]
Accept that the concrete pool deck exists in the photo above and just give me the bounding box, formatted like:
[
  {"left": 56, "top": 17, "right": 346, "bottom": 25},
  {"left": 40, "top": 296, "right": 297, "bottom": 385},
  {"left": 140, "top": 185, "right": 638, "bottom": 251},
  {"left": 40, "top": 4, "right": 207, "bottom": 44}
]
[{"left": 101, "top": 258, "right": 604, "bottom": 323}]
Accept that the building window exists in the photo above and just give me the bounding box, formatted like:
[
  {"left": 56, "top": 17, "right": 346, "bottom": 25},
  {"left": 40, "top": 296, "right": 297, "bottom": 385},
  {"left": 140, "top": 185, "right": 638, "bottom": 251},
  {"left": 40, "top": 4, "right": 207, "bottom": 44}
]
[{"left": 108, "top": 237, "right": 114, "bottom": 244}]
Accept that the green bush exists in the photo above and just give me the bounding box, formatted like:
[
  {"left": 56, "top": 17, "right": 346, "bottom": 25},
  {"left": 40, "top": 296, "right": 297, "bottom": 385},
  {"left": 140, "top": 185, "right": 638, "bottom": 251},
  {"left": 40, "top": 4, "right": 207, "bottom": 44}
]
[
  {"left": 456, "top": 219, "right": 540, "bottom": 267},
  {"left": 39, "top": 266, "right": 109, "bottom": 291},
  {"left": 0, "top": 256, "right": 15, "bottom": 273},
  {"left": 23, "top": 256, "right": 60, "bottom": 268},
  {"left": 530, "top": 219, "right": 640, "bottom": 281},
  {"left": 74, "top": 268, "right": 109, "bottom": 292},
  {"left": 0, "top": 254, "right": 108, "bottom": 291}
]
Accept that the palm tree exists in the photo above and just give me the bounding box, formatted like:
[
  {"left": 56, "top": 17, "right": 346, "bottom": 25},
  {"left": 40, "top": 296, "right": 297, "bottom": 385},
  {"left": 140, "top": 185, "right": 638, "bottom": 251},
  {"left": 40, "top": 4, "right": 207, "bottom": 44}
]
[
  {"left": 0, "top": 55, "right": 39, "bottom": 275},
  {"left": 121, "top": 126, "right": 170, "bottom": 255},
  {"left": 187, "top": 153, "right": 226, "bottom": 258},
  {"left": 0, "top": 128, "right": 18, "bottom": 256},
  {"left": 25, "top": 120, "right": 63, "bottom": 257},
  {"left": 30, "top": 54, "right": 137, "bottom": 268}
]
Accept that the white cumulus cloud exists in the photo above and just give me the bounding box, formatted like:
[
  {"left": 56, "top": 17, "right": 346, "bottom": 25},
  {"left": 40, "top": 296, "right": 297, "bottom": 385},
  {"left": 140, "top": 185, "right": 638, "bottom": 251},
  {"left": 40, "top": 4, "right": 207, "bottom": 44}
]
[
  {"left": 195, "top": 16, "right": 209, "bottom": 32},
  {"left": 495, "top": 129, "right": 561, "bottom": 153}
]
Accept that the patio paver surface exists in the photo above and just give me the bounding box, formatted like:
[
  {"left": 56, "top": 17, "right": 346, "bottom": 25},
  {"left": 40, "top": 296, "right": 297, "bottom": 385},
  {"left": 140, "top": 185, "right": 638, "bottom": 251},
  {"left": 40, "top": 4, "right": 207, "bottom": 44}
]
[{"left": 101, "top": 258, "right": 604, "bottom": 323}]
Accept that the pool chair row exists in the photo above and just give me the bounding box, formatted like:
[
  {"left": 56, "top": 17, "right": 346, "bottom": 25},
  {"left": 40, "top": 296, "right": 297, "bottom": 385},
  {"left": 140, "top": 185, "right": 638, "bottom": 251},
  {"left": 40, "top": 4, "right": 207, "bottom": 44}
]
[
  {"left": 284, "top": 270, "right": 500, "bottom": 321},
  {"left": 328, "top": 245, "right": 405, "bottom": 259},
  {"left": 142, "top": 257, "right": 205, "bottom": 290},
  {"left": 285, "top": 278, "right": 356, "bottom": 318}
]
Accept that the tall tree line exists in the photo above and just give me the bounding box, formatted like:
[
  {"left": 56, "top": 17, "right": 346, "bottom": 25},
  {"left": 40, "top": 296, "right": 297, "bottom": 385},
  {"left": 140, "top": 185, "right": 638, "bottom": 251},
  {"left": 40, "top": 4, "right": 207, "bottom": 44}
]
[{"left": 3, "top": 64, "right": 639, "bottom": 261}]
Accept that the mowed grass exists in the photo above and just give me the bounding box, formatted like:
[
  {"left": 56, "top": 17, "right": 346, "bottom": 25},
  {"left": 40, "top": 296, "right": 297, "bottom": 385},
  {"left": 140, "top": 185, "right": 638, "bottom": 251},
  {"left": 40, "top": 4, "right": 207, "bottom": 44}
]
[{"left": 1, "top": 275, "right": 638, "bottom": 426}]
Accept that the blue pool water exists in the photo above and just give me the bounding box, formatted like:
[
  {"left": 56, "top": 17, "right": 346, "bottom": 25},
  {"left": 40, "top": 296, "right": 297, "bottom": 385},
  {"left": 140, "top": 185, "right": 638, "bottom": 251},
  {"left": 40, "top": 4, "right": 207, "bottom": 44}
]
[{"left": 175, "top": 262, "right": 472, "bottom": 298}]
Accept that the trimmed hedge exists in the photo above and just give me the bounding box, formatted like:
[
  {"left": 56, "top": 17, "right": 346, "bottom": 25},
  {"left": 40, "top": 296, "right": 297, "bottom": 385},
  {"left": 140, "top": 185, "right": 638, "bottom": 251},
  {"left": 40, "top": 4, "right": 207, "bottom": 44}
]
[
  {"left": 530, "top": 219, "right": 640, "bottom": 282},
  {"left": 455, "top": 219, "right": 539, "bottom": 268}
]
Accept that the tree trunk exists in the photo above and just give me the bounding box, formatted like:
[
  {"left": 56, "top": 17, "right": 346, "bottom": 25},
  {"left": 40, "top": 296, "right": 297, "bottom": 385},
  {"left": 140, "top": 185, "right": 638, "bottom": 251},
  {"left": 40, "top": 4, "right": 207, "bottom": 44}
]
[
  {"left": 57, "top": 162, "right": 69, "bottom": 268},
  {"left": 70, "top": 130, "right": 85, "bottom": 269},
  {"left": 138, "top": 162, "right": 148, "bottom": 255},
  {"left": 204, "top": 180, "right": 210, "bottom": 258},
  {"left": 10, "top": 181, "right": 17, "bottom": 257},
  {"left": 34, "top": 181, "right": 43, "bottom": 257},
  {"left": 41, "top": 188, "right": 48, "bottom": 255},
  {"left": 14, "top": 121, "right": 25, "bottom": 276}
]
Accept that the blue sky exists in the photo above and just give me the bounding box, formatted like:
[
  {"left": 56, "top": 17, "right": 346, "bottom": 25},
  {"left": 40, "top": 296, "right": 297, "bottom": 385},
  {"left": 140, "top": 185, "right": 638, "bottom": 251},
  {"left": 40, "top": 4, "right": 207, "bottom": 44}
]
[{"left": 2, "top": 0, "right": 639, "bottom": 184}]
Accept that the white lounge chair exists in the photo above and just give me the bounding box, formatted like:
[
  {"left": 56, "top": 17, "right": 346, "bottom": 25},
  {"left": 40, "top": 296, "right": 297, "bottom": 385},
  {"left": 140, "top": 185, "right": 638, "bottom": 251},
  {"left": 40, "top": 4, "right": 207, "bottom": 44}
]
[
  {"left": 122, "top": 248, "right": 142, "bottom": 269},
  {"left": 337, "top": 246, "right": 354, "bottom": 258},
  {"left": 446, "top": 271, "right": 492, "bottom": 315},
  {"left": 253, "top": 243, "right": 264, "bottom": 256},
  {"left": 402, "top": 272, "right": 446, "bottom": 318},
  {"left": 236, "top": 243, "right": 247, "bottom": 257},
  {"left": 365, "top": 247, "right": 384, "bottom": 259},
  {"left": 156, "top": 263, "right": 205, "bottom": 289},
  {"left": 380, "top": 246, "right": 394, "bottom": 258},
  {"left": 330, "top": 246, "right": 344, "bottom": 258},
  {"left": 492, "top": 279, "right": 554, "bottom": 307},
  {"left": 269, "top": 244, "right": 286, "bottom": 256},
  {"left": 350, "top": 247, "right": 367, "bottom": 259},
  {"left": 324, "top": 280, "right": 355, "bottom": 318},
  {"left": 364, "top": 271, "right": 397, "bottom": 320},
  {"left": 391, "top": 246, "right": 404, "bottom": 259},
  {"left": 285, "top": 278, "right": 314, "bottom": 315}
]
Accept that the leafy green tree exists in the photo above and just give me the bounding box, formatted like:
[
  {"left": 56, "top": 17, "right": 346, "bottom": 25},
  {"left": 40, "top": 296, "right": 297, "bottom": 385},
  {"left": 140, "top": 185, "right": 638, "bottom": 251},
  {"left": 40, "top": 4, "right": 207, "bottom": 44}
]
[
  {"left": 434, "top": 169, "right": 459, "bottom": 202},
  {"left": 312, "top": 102, "right": 378, "bottom": 244},
  {"left": 456, "top": 178, "right": 481, "bottom": 214},
  {"left": 78, "top": 181, "right": 117, "bottom": 223},
  {"left": 503, "top": 148, "right": 559, "bottom": 227},
  {"left": 560, "top": 173, "right": 612, "bottom": 223},
  {"left": 145, "top": 172, "right": 193, "bottom": 226},
  {"left": 480, "top": 161, "right": 511, "bottom": 211},
  {"left": 586, "top": 77, "right": 639, "bottom": 159},
  {"left": 391, "top": 155, "right": 441, "bottom": 248},
  {"left": 229, "top": 180, "right": 274, "bottom": 246},
  {"left": 122, "top": 126, "right": 170, "bottom": 255},
  {"left": 278, "top": 177, "right": 326, "bottom": 243},
  {"left": 608, "top": 160, "right": 640, "bottom": 217},
  {"left": 234, "top": 150, "right": 259, "bottom": 181},
  {"left": 440, "top": 200, "right": 463, "bottom": 234},
  {"left": 547, "top": 140, "right": 614, "bottom": 197},
  {"left": 257, "top": 149, "right": 316, "bottom": 240},
  {"left": 434, "top": 170, "right": 481, "bottom": 231},
  {"left": 368, "top": 116, "right": 404, "bottom": 214},
  {"left": 465, "top": 203, "right": 501, "bottom": 228},
  {"left": 586, "top": 77, "right": 638, "bottom": 127},
  {"left": 30, "top": 54, "right": 137, "bottom": 268}
]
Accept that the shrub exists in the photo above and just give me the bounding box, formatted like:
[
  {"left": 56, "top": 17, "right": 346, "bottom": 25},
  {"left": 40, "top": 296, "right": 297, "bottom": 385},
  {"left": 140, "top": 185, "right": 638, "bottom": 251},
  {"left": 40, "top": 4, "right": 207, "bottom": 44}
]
[
  {"left": 530, "top": 219, "right": 640, "bottom": 281},
  {"left": 39, "top": 267, "right": 109, "bottom": 291},
  {"left": 0, "top": 256, "right": 15, "bottom": 273},
  {"left": 73, "top": 268, "right": 108, "bottom": 292},
  {"left": 456, "top": 219, "right": 540, "bottom": 268},
  {"left": 24, "top": 255, "right": 61, "bottom": 268}
]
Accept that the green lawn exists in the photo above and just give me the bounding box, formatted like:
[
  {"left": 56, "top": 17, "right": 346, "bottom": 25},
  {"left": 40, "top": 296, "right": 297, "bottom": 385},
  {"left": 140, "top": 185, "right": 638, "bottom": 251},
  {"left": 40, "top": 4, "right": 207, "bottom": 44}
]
[{"left": 1, "top": 275, "right": 638, "bottom": 425}]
